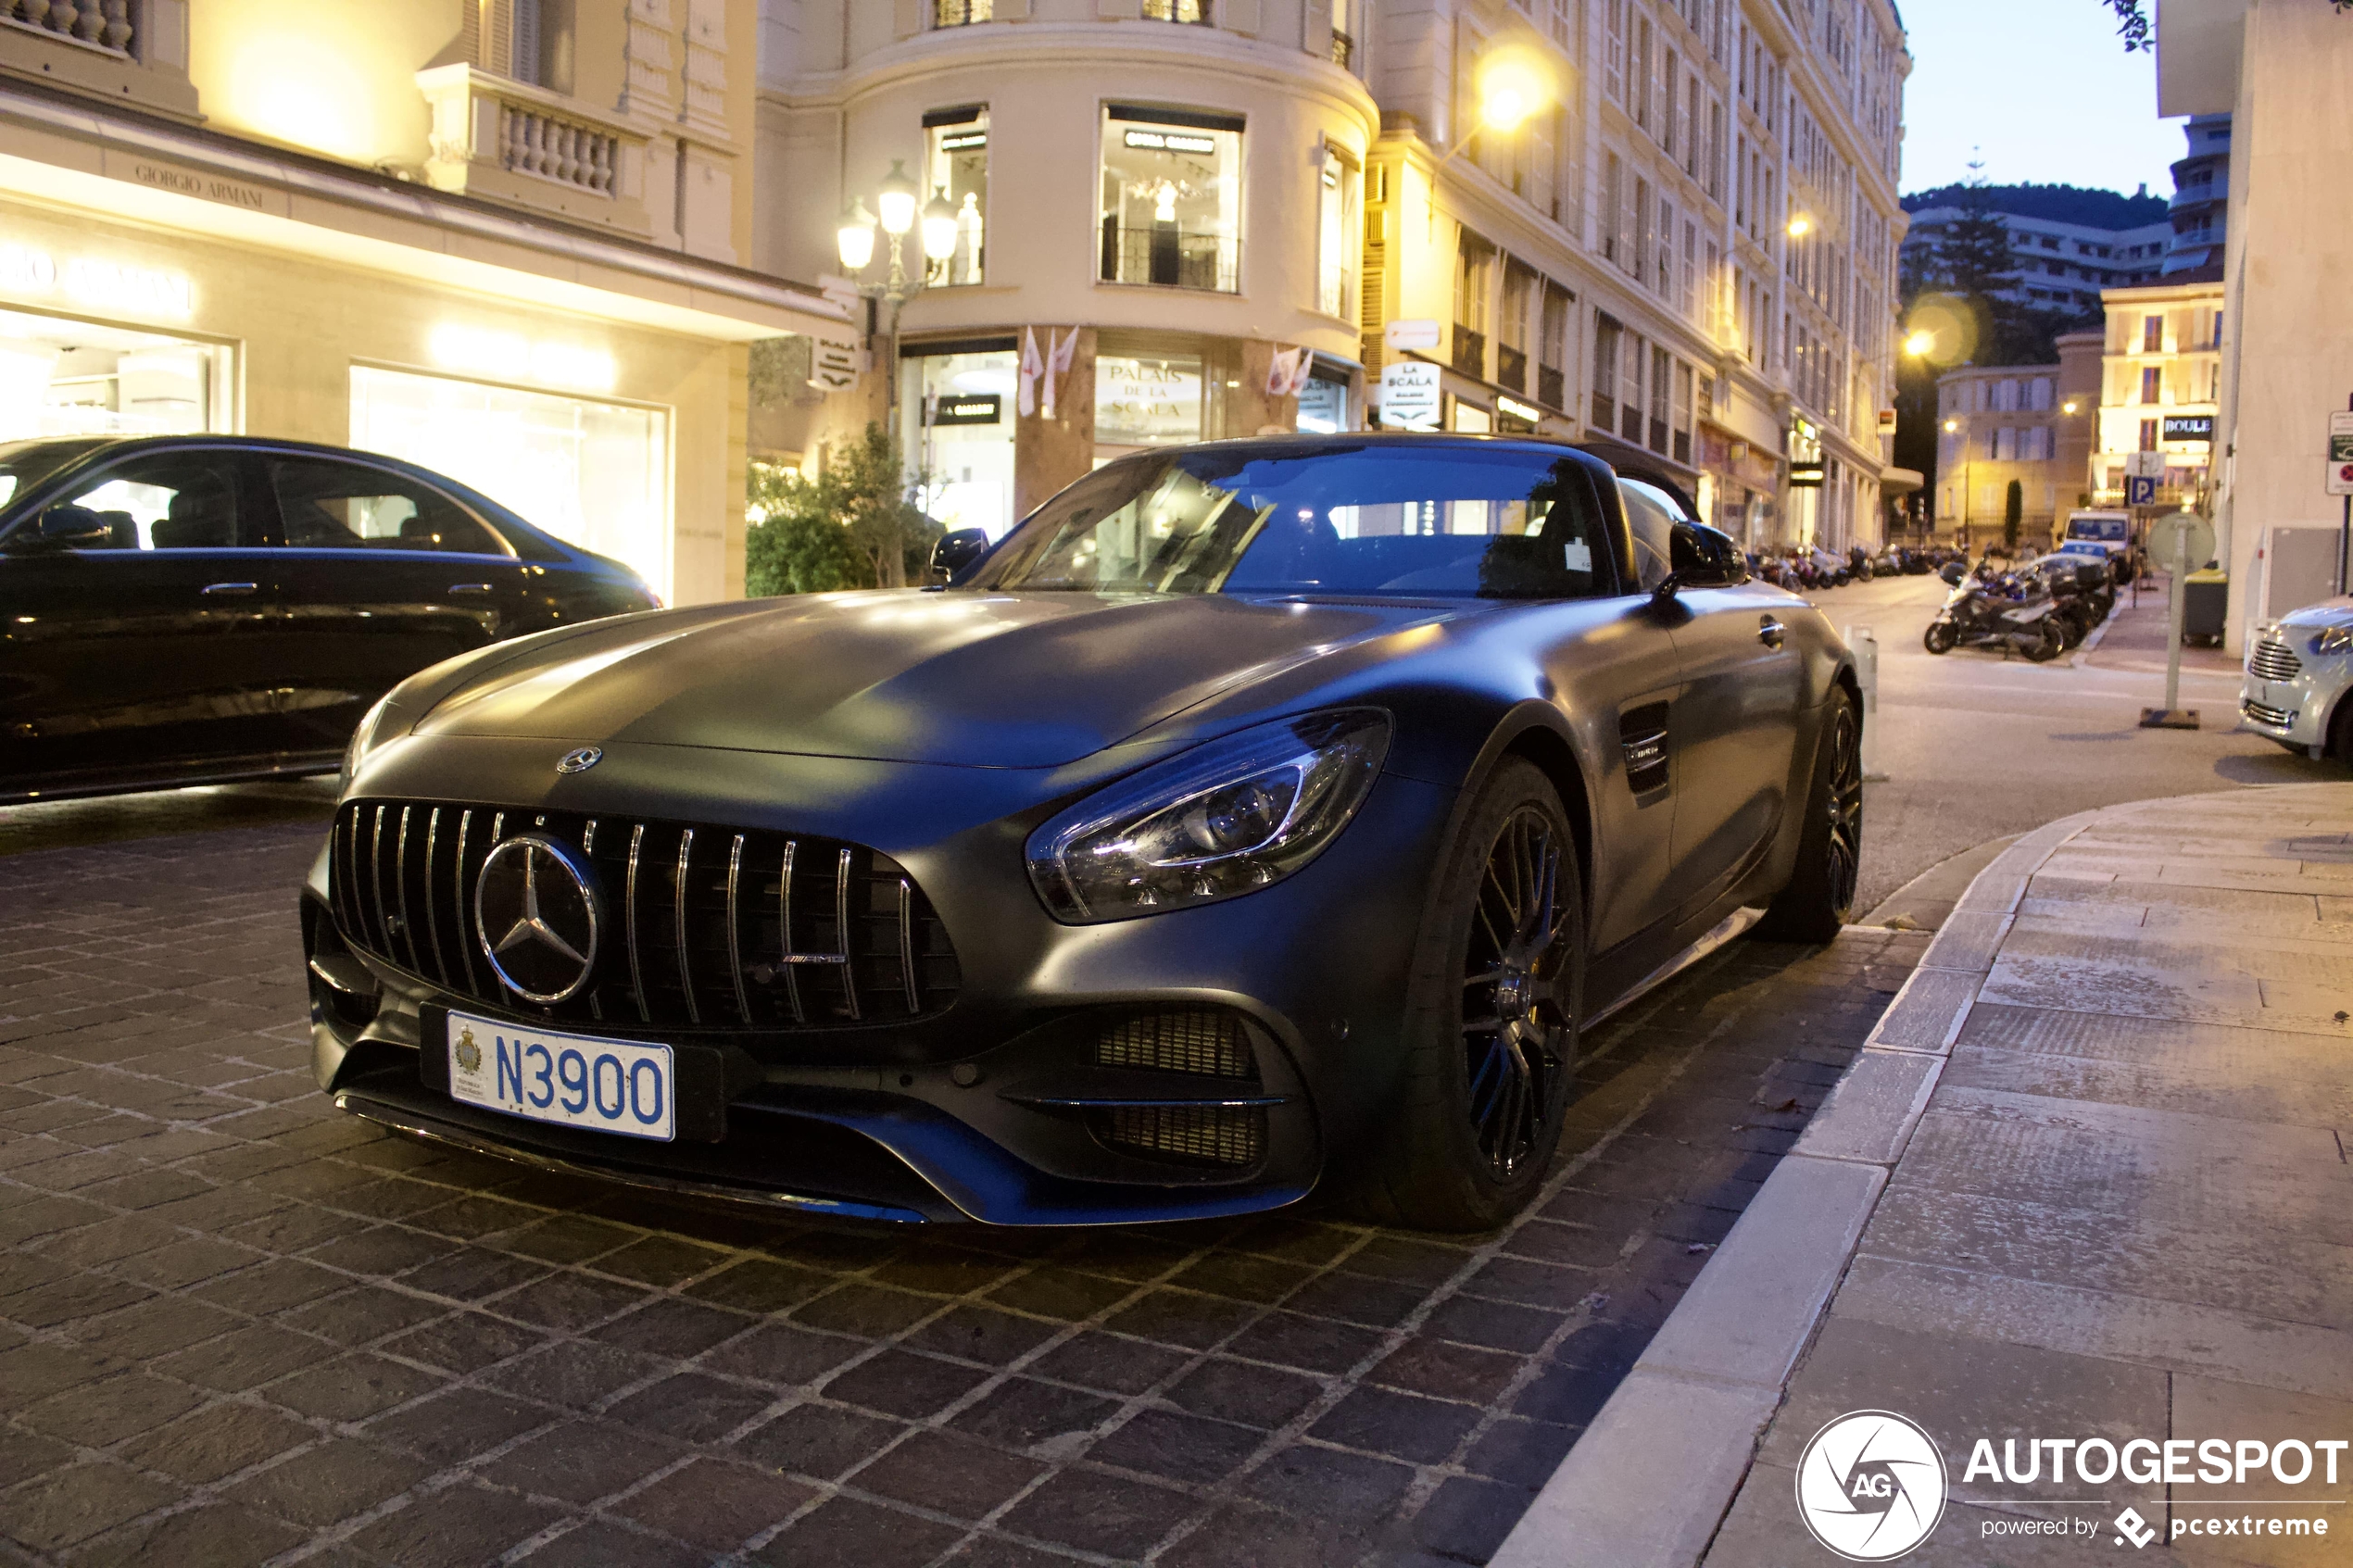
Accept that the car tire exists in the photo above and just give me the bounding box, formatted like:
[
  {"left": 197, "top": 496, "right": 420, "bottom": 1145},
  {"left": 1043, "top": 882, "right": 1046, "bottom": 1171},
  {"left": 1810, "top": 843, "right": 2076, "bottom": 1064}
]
[
  {"left": 1923, "top": 622, "right": 1957, "bottom": 655},
  {"left": 1754, "top": 690, "right": 1863, "bottom": 944},
  {"left": 2332, "top": 702, "right": 2353, "bottom": 769},
  {"left": 1341, "top": 759, "right": 1584, "bottom": 1232}
]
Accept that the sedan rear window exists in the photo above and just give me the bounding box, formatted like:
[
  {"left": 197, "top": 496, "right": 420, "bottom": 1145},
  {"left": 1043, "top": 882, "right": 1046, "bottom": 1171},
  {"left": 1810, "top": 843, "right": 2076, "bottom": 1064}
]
[{"left": 975, "top": 443, "right": 1613, "bottom": 599}]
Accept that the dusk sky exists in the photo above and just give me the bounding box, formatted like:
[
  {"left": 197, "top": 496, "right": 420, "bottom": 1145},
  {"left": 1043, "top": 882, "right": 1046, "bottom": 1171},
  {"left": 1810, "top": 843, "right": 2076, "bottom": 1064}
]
[{"left": 1898, "top": 0, "right": 2187, "bottom": 198}]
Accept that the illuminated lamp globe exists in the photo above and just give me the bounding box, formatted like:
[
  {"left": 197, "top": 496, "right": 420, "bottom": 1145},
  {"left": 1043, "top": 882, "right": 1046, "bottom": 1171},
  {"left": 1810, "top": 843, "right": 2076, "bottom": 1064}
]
[
  {"left": 836, "top": 200, "right": 877, "bottom": 272},
  {"left": 1943, "top": 419, "right": 1958, "bottom": 433},
  {"left": 1787, "top": 213, "right": 1812, "bottom": 238},
  {"left": 1474, "top": 50, "right": 1552, "bottom": 133},
  {"left": 1903, "top": 330, "right": 1935, "bottom": 358},
  {"left": 876, "top": 160, "right": 919, "bottom": 237},
  {"left": 921, "top": 190, "right": 959, "bottom": 263}
]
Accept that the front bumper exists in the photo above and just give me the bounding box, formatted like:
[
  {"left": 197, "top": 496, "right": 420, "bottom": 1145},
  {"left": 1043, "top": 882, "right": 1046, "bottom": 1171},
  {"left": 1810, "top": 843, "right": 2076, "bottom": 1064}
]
[
  {"left": 300, "top": 750, "right": 1458, "bottom": 1225},
  {"left": 2238, "top": 662, "right": 2347, "bottom": 750}
]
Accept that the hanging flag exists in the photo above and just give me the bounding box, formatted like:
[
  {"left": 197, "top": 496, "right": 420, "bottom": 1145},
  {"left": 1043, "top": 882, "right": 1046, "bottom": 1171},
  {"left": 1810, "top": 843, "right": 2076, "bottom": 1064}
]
[
  {"left": 1265, "top": 346, "right": 1301, "bottom": 397},
  {"left": 1044, "top": 329, "right": 1077, "bottom": 420},
  {"left": 1286, "top": 350, "right": 1316, "bottom": 397},
  {"left": 1017, "top": 327, "right": 1044, "bottom": 418}
]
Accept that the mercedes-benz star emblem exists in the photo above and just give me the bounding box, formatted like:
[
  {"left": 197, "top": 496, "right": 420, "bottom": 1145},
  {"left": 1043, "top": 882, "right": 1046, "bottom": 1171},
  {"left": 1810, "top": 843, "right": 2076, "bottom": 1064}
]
[
  {"left": 473, "top": 834, "right": 602, "bottom": 1004},
  {"left": 556, "top": 746, "right": 603, "bottom": 774}
]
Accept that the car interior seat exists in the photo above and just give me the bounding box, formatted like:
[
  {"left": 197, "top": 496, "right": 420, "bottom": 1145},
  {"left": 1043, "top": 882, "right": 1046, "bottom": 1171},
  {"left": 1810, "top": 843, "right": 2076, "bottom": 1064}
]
[{"left": 151, "top": 487, "right": 236, "bottom": 549}]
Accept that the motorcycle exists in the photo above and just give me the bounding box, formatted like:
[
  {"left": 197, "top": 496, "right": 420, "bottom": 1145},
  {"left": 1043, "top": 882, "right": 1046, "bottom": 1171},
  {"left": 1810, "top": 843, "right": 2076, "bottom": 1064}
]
[{"left": 1922, "top": 560, "right": 2066, "bottom": 661}]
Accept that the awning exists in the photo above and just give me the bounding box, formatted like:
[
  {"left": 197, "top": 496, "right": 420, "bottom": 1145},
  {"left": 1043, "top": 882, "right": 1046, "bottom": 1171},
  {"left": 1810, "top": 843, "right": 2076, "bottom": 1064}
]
[{"left": 1881, "top": 466, "right": 1925, "bottom": 494}]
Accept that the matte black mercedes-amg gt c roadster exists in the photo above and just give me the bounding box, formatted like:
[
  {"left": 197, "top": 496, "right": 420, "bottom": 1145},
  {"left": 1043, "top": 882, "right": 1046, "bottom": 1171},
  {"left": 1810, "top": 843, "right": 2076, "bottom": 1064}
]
[{"left": 303, "top": 434, "right": 1862, "bottom": 1230}]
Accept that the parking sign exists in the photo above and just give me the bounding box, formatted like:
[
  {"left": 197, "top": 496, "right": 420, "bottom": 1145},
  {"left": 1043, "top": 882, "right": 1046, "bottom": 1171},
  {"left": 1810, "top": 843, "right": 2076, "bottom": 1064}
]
[
  {"left": 2329, "top": 411, "right": 2353, "bottom": 495},
  {"left": 2125, "top": 475, "right": 2158, "bottom": 507}
]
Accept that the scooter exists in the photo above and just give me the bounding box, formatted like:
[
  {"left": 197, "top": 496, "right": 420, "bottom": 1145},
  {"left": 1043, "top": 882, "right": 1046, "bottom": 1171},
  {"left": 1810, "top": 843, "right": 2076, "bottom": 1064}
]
[{"left": 1922, "top": 562, "right": 2065, "bottom": 661}]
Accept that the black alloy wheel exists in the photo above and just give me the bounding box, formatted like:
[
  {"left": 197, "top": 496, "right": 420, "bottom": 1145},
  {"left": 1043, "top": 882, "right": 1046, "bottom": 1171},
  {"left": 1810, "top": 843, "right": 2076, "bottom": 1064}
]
[
  {"left": 1460, "top": 805, "right": 1576, "bottom": 1181},
  {"left": 1923, "top": 621, "right": 1957, "bottom": 654},
  {"left": 1341, "top": 759, "right": 1583, "bottom": 1230},
  {"left": 1755, "top": 690, "right": 1864, "bottom": 942}
]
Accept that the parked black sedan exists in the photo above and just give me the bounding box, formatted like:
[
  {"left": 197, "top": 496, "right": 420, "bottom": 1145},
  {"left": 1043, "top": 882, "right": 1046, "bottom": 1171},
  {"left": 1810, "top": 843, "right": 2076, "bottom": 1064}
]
[
  {"left": 306, "top": 434, "right": 1860, "bottom": 1230},
  {"left": 0, "top": 435, "right": 658, "bottom": 804}
]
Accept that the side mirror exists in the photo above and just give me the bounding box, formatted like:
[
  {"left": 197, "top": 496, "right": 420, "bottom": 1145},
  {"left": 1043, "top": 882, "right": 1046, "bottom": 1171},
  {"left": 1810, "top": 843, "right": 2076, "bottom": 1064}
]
[
  {"left": 6, "top": 505, "right": 114, "bottom": 552},
  {"left": 1938, "top": 562, "right": 1966, "bottom": 585},
  {"left": 931, "top": 527, "right": 989, "bottom": 582}
]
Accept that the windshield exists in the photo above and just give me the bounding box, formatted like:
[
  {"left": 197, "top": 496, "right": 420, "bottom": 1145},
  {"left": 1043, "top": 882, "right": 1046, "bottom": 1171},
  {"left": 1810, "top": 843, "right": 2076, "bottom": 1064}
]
[
  {"left": 972, "top": 442, "right": 1613, "bottom": 599},
  {"left": 0, "top": 439, "right": 107, "bottom": 516},
  {"left": 2067, "top": 517, "right": 2128, "bottom": 542}
]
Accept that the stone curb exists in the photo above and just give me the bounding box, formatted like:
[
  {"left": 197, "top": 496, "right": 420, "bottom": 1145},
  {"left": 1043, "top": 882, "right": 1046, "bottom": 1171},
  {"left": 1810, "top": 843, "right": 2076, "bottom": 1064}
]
[{"left": 1487, "top": 813, "right": 2104, "bottom": 1568}]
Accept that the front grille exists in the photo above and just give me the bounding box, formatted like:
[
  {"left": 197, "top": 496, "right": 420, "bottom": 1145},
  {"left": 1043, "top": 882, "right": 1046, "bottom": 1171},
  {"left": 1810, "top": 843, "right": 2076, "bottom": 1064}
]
[
  {"left": 331, "top": 799, "right": 960, "bottom": 1031},
  {"left": 1094, "top": 1105, "right": 1267, "bottom": 1168},
  {"left": 2241, "top": 698, "right": 2297, "bottom": 728},
  {"left": 2248, "top": 640, "right": 2302, "bottom": 682},
  {"left": 1093, "top": 1010, "right": 1256, "bottom": 1079}
]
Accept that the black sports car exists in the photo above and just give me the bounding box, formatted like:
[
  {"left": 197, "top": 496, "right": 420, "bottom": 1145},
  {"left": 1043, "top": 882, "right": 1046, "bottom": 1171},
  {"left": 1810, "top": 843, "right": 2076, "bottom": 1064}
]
[
  {"left": 0, "top": 435, "right": 659, "bottom": 804},
  {"left": 304, "top": 435, "right": 1861, "bottom": 1229}
]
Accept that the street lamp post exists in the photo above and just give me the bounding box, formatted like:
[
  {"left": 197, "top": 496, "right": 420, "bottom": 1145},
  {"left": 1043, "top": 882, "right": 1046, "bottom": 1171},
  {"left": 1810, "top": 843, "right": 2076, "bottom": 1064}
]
[{"left": 836, "top": 159, "right": 960, "bottom": 433}]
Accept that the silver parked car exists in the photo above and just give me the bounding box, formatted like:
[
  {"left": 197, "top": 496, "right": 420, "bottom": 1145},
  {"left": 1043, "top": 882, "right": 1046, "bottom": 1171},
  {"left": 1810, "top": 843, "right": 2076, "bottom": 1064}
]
[{"left": 2241, "top": 596, "right": 2353, "bottom": 763}]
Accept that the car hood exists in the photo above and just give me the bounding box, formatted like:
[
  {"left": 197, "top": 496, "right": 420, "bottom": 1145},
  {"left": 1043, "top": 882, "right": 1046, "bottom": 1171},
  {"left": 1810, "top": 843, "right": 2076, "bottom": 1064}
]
[
  {"left": 2276, "top": 596, "right": 2353, "bottom": 631},
  {"left": 415, "top": 590, "right": 1467, "bottom": 767}
]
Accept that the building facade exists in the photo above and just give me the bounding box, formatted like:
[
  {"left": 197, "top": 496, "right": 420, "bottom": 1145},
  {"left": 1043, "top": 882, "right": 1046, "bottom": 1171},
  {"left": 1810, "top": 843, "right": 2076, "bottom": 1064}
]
[
  {"left": 1900, "top": 203, "right": 2171, "bottom": 318},
  {"left": 2159, "top": 0, "right": 2347, "bottom": 647},
  {"left": 2166, "top": 113, "right": 2230, "bottom": 274},
  {"left": 752, "top": 0, "right": 1909, "bottom": 557},
  {"left": 0, "top": 0, "right": 853, "bottom": 605},
  {"left": 1931, "top": 343, "right": 2098, "bottom": 548},
  {"left": 2091, "top": 270, "right": 2224, "bottom": 512}
]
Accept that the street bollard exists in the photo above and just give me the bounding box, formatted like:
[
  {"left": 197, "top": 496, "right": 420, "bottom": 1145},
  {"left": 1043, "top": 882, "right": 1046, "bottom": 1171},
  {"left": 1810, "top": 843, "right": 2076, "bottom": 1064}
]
[{"left": 1844, "top": 624, "right": 1889, "bottom": 781}]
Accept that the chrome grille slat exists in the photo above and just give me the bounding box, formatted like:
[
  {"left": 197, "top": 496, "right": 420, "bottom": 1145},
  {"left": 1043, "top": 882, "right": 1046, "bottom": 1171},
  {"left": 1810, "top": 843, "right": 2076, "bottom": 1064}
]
[
  {"left": 332, "top": 799, "right": 957, "bottom": 1033},
  {"left": 836, "top": 847, "right": 861, "bottom": 1022},
  {"left": 453, "top": 810, "right": 480, "bottom": 996},
  {"left": 726, "top": 834, "right": 751, "bottom": 1024},
  {"left": 675, "top": 829, "right": 700, "bottom": 1026},
  {"left": 422, "top": 809, "right": 447, "bottom": 986},
  {"left": 626, "top": 822, "right": 649, "bottom": 1022},
  {"left": 899, "top": 879, "right": 920, "bottom": 1012}
]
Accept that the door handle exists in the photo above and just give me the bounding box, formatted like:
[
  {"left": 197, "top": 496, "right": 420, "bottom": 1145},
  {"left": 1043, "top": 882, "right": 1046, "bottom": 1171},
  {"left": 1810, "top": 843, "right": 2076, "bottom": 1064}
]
[
  {"left": 447, "top": 583, "right": 495, "bottom": 596},
  {"left": 1758, "top": 617, "right": 1786, "bottom": 648},
  {"left": 201, "top": 582, "right": 258, "bottom": 596}
]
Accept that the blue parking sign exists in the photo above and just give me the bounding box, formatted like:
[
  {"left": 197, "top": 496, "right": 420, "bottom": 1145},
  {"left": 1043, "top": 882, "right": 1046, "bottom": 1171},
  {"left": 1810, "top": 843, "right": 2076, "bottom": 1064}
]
[{"left": 2125, "top": 475, "right": 2158, "bottom": 507}]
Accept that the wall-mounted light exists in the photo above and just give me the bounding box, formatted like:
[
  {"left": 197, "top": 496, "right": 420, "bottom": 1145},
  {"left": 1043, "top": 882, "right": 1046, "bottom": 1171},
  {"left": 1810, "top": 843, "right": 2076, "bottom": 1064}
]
[{"left": 1786, "top": 214, "right": 1812, "bottom": 239}]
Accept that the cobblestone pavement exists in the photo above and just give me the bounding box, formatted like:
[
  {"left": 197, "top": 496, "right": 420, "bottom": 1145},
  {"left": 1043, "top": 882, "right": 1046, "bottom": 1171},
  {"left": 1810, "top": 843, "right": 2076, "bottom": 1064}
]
[{"left": 0, "top": 801, "right": 1924, "bottom": 1568}]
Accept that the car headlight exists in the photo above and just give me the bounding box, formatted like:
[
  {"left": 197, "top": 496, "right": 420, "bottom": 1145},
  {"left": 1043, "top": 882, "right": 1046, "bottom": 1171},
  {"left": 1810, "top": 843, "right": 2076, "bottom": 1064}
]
[
  {"left": 2314, "top": 625, "right": 2353, "bottom": 657},
  {"left": 340, "top": 692, "right": 398, "bottom": 789},
  {"left": 1026, "top": 709, "right": 1391, "bottom": 923}
]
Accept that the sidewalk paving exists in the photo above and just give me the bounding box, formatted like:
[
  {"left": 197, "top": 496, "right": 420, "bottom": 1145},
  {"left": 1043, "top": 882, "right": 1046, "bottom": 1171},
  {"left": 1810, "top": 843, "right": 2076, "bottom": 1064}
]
[{"left": 1497, "top": 782, "right": 2353, "bottom": 1567}]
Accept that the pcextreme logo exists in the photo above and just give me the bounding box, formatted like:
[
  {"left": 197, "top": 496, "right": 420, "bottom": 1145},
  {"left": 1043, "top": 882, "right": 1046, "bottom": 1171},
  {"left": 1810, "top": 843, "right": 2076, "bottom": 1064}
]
[{"left": 1795, "top": 1411, "right": 1948, "bottom": 1561}]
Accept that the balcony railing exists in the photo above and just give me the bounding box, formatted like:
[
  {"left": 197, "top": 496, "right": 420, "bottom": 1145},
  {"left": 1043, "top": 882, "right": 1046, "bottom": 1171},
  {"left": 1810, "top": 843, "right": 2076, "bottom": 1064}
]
[
  {"left": 1330, "top": 28, "right": 1355, "bottom": 69},
  {"left": 934, "top": 0, "right": 993, "bottom": 22},
  {"left": 1099, "top": 225, "right": 1239, "bottom": 293},
  {"left": 1592, "top": 391, "right": 1615, "bottom": 430},
  {"left": 1453, "top": 327, "right": 1486, "bottom": 378},
  {"left": 1539, "top": 366, "right": 1566, "bottom": 410},
  {"left": 1497, "top": 345, "right": 1528, "bottom": 394},
  {"left": 3, "top": 0, "right": 131, "bottom": 55},
  {"left": 417, "top": 66, "right": 652, "bottom": 232},
  {"left": 1142, "top": 0, "right": 1213, "bottom": 20}
]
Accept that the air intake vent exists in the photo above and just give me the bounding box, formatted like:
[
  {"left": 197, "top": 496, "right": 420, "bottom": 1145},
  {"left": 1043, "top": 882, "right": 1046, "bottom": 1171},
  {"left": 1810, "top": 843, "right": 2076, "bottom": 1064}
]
[
  {"left": 1092, "top": 1010, "right": 1256, "bottom": 1079},
  {"left": 1619, "top": 701, "right": 1671, "bottom": 794},
  {"left": 2247, "top": 640, "right": 2301, "bottom": 683},
  {"left": 1094, "top": 1105, "right": 1267, "bottom": 1168}
]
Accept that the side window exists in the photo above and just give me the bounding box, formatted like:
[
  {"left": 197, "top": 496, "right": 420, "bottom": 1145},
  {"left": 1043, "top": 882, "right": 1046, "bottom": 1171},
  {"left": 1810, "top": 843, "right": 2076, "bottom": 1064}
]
[
  {"left": 269, "top": 458, "right": 507, "bottom": 556},
  {"left": 62, "top": 451, "right": 251, "bottom": 550},
  {"left": 1617, "top": 479, "right": 1676, "bottom": 591}
]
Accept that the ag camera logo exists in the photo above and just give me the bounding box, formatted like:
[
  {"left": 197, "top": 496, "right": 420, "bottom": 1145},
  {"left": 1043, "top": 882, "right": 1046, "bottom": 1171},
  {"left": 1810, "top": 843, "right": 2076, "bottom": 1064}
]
[{"left": 1795, "top": 1411, "right": 1948, "bottom": 1561}]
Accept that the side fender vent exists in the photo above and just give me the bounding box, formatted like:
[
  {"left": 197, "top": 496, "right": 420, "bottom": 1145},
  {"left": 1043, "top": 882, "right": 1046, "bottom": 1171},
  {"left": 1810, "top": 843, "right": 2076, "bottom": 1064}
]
[{"left": 1619, "top": 702, "right": 1671, "bottom": 795}]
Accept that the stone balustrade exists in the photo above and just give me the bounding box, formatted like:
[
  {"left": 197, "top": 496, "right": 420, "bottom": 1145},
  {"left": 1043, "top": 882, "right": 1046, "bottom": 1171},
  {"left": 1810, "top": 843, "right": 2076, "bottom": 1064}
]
[
  {"left": 2, "top": 0, "right": 133, "bottom": 55},
  {"left": 415, "top": 65, "right": 651, "bottom": 235}
]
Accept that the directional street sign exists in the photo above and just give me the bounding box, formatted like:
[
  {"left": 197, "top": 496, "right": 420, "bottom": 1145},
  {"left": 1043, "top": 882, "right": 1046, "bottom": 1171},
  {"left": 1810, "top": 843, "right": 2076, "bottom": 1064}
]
[{"left": 2124, "top": 450, "right": 2167, "bottom": 481}]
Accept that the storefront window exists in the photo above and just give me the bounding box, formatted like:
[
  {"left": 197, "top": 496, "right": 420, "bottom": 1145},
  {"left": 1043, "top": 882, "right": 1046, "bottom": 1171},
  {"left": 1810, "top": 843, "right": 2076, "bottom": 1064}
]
[
  {"left": 901, "top": 343, "right": 1019, "bottom": 540},
  {"left": 1095, "top": 354, "right": 1204, "bottom": 452},
  {"left": 1297, "top": 373, "right": 1348, "bottom": 434},
  {"left": 1099, "top": 107, "right": 1242, "bottom": 294},
  {"left": 0, "top": 307, "right": 228, "bottom": 441},
  {"left": 924, "top": 107, "right": 989, "bottom": 286},
  {"left": 349, "top": 366, "right": 671, "bottom": 599}
]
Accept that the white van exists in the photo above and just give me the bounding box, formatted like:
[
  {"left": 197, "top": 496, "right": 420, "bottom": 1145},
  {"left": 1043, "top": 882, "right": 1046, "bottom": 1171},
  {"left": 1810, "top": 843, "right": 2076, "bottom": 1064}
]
[{"left": 2058, "top": 511, "right": 2136, "bottom": 583}]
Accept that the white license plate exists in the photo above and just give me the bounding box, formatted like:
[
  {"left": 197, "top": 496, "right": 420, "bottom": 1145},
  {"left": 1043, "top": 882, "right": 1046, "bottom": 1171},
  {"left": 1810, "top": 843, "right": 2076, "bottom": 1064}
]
[{"left": 446, "top": 1011, "right": 674, "bottom": 1142}]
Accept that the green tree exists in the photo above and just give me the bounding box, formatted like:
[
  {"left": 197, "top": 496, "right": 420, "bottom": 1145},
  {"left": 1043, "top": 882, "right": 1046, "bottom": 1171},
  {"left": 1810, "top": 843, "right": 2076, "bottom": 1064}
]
[
  {"left": 2003, "top": 479, "right": 2023, "bottom": 552},
  {"left": 2100, "top": 0, "right": 2347, "bottom": 49},
  {"left": 743, "top": 422, "right": 941, "bottom": 596}
]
